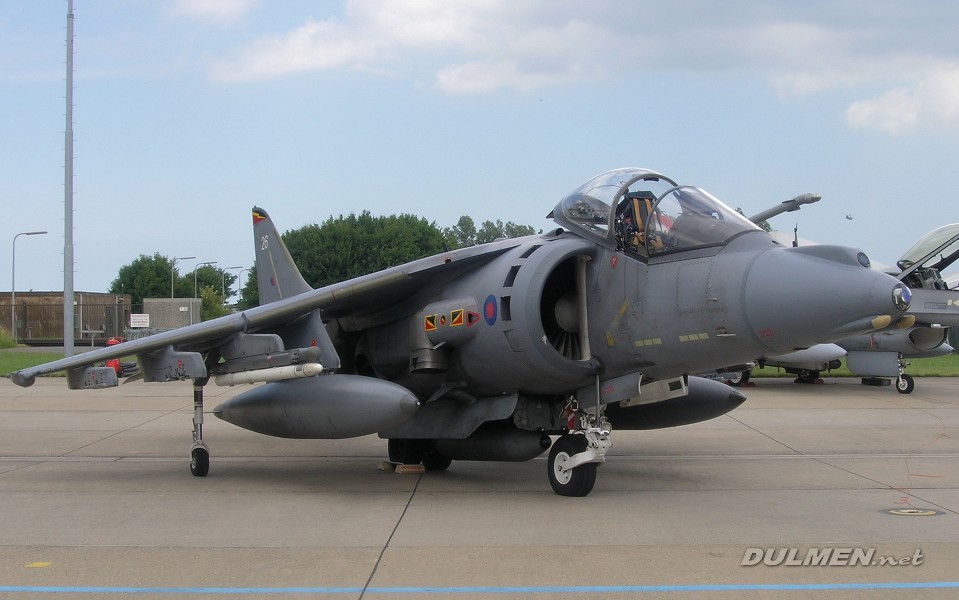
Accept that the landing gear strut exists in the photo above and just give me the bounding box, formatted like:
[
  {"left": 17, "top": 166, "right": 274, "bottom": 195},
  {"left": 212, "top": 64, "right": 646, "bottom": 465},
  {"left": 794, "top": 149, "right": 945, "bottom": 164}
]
[
  {"left": 190, "top": 379, "right": 210, "bottom": 476},
  {"left": 548, "top": 401, "right": 612, "bottom": 497}
]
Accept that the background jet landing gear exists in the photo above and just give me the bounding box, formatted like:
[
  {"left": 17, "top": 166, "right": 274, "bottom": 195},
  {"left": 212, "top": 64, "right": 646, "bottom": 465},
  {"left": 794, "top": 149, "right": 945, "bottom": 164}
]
[
  {"left": 795, "top": 369, "right": 822, "bottom": 384},
  {"left": 896, "top": 374, "right": 915, "bottom": 394},
  {"left": 548, "top": 408, "right": 612, "bottom": 497},
  {"left": 727, "top": 370, "right": 752, "bottom": 387},
  {"left": 190, "top": 380, "right": 210, "bottom": 477},
  {"left": 861, "top": 358, "right": 915, "bottom": 394},
  {"left": 896, "top": 356, "right": 915, "bottom": 394}
]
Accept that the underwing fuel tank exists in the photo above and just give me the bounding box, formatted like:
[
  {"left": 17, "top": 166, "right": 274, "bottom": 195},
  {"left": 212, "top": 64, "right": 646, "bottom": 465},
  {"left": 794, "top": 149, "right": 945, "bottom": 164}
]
[
  {"left": 604, "top": 376, "right": 746, "bottom": 430},
  {"left": 213, "top": 375, "right": 419, "bottom": 439}
]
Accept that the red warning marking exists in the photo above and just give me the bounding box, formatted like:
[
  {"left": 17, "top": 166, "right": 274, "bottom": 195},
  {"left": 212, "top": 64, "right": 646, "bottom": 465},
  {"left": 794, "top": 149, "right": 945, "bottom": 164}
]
[
  {"left": 424, "top": 314, "right": 437, "bottom": 331},
  {"left": 466, "top": 311, "right": 480, "bottom": 327}
]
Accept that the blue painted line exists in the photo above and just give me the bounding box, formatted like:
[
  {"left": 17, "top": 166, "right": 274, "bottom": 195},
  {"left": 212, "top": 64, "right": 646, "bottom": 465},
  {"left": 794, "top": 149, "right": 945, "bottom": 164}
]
[{"left": 1, "top": 582, "right": 958, "bottom": 594}]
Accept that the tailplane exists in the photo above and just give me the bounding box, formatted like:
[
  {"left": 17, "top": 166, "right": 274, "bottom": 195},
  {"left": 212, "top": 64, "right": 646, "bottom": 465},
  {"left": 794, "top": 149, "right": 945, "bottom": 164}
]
[{"left": 252, "top": 207, "right": 313, "bottom": 304}]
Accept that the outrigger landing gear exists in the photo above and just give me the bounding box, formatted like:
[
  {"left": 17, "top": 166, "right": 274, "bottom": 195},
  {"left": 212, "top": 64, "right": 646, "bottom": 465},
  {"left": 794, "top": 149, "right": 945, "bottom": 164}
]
[
  {"left": 548, "top": 401, "right": 612, "bottom": 497},
  {"left": 190, "top": 379, "right": 210, "bottom": 477}
]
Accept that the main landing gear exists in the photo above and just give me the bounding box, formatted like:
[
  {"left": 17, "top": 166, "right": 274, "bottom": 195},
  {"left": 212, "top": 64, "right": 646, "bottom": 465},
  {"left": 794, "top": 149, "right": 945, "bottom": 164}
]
[
  {"left": 548, "top": 402, "right": 612, "bottom": 497},
  {"left": 387, "top": 439, "right": 453, "bottom": 472},
  {"left": 190, "top": 379, "right": 210, "bottom": 477}
]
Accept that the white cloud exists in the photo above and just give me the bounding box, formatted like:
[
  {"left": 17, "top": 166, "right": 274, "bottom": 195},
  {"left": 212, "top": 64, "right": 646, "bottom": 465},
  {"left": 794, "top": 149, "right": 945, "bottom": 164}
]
[
  {"left": 845, "top": 67, "right": 959, "bottom": 135},
  {"left": 206, "top": 0, "right": 959, "bottom": 136},
  {"left": 210, "top": 1, "right": 621, "bottom": 90},
  {"left": 168, "top": 0, "right": 260, "bottom": 25},
  {"left": 845, "top": 88, "right": 919, "bottom": 136},
  {"left": 211, "top": 18, "right": 384, "bottom": 82}
]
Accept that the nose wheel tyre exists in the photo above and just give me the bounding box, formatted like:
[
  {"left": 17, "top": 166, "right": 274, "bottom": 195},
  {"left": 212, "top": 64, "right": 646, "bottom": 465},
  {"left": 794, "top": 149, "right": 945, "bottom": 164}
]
[
  {"left": 547, "top": 435, "right": 597, "bottom": 497},
  {"left": 896, "top": 374, "right": 915, "bottom": 394}
]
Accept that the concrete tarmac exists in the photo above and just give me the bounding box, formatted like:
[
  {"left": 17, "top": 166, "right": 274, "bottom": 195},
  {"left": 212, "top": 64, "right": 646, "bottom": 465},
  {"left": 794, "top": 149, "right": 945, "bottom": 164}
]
[{"left": 0, "top": 376, "right": 957, "bottom": 599}]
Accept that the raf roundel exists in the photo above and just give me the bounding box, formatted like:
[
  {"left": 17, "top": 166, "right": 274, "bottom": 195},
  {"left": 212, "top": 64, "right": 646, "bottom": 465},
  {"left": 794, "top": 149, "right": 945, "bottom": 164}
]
[{"left": 483, "top": 294, "right": 497, "bottom": 326}]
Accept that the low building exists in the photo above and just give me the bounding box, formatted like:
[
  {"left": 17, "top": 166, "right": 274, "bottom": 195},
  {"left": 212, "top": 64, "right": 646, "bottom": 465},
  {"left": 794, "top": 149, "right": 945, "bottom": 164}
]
[{"left": 142, "top": 297, "right": 202, "bottom": 330}]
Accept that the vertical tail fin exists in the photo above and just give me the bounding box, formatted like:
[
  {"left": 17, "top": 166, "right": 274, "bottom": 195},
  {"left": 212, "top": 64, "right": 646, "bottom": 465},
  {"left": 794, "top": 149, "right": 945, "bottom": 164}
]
[{"left": 252, "top": 207, "right": 313, "bottom": 304}]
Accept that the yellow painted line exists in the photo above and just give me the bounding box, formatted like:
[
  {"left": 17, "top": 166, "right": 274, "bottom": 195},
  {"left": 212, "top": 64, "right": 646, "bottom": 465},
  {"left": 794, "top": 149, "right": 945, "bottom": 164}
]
[{"left": 25, "top": 562, "right": 51, "bottom": 568}]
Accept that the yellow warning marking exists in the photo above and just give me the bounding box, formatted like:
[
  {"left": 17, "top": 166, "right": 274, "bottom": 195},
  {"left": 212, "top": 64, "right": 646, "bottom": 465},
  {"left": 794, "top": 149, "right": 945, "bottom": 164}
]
[
  {"left": 25, "top": 562, "right": 51, "bottom": 568},
  {"left": 679, "top": 333, "right": 709, "bottom": 342},
  {"left": 605, "top": 331, "right": 616, "bottom": 346},
  {"left": 613, "top": 300, "right": 628, "bottom": 324},
  {"left": 633, "top": 338, "right": 662, "bottom": 347}
]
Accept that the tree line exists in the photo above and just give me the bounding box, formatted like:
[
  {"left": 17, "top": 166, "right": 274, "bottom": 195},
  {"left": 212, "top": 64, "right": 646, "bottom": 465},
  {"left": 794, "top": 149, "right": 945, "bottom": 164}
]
[{"left": 109, "top": 213, "right": 537, "bottom": 320}]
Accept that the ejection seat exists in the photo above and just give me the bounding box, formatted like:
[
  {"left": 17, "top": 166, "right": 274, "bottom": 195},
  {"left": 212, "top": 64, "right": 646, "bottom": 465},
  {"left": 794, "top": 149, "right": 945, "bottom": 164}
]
[{"left": 618, "top": 191, "right": 663, "bottom": 255}]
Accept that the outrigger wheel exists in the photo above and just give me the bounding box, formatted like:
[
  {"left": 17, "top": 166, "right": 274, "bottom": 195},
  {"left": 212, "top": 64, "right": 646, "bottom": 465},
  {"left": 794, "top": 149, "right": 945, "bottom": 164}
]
[
  {"left": 190, "top": 379, "right": 210, "bottom": 477},
  {"left": 190, "top": 446, "right": 210, "bottom": 477}
]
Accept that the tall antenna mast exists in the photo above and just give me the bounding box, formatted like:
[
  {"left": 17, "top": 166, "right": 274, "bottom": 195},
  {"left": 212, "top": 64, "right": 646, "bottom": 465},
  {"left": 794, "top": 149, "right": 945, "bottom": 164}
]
[{"left": 63, "top": 0, "right": 75, "bottom": 356}]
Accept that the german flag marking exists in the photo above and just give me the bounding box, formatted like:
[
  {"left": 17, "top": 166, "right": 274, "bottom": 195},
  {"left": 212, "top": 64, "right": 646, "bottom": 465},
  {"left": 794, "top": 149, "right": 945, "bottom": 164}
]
[
  {"left": 451, "top": 308, "right": 465, "bottom": 327},
  {"left": 253, "top": 210, "right": 266, "bottom": 224}
]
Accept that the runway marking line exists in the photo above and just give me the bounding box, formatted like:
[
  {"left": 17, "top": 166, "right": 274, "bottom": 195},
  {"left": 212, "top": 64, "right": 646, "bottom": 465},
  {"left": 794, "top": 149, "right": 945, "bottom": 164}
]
[{"left": 1, "top": 582, "right": 959, "bottom": 594}]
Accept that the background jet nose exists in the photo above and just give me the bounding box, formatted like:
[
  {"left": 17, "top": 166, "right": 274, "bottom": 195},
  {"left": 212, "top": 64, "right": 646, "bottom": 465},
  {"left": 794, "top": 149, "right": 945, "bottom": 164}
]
[{"left": 743, "top": 245, "right": 909, "bottom": 353}]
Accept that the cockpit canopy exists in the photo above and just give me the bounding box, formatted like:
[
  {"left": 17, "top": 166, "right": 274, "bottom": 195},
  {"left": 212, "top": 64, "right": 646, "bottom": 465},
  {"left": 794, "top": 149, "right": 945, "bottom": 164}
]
[
  {"left": 550, "top": 168, "right": 761, "bottom": 257},
  {"left": 896, "top": 223, "right": 959, "bottom": 290},
  {"left": 898, "top": 223, "right": 959, "bottom": 272}
]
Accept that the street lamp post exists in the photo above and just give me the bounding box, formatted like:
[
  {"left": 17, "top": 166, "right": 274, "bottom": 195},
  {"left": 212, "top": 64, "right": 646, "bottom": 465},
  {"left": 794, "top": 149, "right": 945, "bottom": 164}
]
[
  {"left": 171, "top": 256, "right": 195, "bottom": 298},
  {"left": 191, "top": 261, "right": 217, "bottom": 324},
  {"left": 11, "top": 231, "right": 48, "bottom": 344},
  {"left": 221, "top": 266, "right": 242, "bottom": 302}
]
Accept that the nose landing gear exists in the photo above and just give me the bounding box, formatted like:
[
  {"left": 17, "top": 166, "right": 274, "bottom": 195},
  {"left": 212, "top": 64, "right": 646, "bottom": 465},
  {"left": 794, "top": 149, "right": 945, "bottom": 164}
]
[{"left": 548, "top": 403, "right": 611, "bottom": 497}]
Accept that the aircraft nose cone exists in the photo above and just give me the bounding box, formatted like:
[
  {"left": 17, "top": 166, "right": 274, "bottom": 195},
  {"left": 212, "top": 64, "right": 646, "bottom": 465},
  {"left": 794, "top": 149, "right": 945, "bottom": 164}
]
[{"left": 743, "top": 245, "right": 910, "bottom": 353}]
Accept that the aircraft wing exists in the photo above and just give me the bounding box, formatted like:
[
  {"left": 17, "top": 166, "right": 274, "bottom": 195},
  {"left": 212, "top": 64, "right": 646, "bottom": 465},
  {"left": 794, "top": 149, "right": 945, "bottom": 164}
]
[{"left": 8, "top": 241, "right": 517, "bottom": 389}]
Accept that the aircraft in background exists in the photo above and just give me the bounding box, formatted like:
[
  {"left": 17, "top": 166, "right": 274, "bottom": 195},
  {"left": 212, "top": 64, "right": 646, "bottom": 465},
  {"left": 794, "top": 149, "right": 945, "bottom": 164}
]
[
  {"left": 838, "top": 223, "right": 959, "bottom": 393},
  {"left": 740, "top": 206, "right": 959, "bottom": 393},
  {"left": 8, "top": 168, "right": 912, "bottom": 496}
]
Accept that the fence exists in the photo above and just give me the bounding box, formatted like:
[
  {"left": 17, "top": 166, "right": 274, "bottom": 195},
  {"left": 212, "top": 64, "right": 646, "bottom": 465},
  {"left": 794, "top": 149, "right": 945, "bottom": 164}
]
[{"left": 1, "top": 302, "right": 136, "bottom": 346}]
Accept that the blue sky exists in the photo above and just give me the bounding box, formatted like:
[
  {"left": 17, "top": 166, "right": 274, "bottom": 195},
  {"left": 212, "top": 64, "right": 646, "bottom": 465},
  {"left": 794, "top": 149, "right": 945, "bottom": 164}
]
[{"left": 3, "top": 1, "right": 959, "bottom": 297}]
